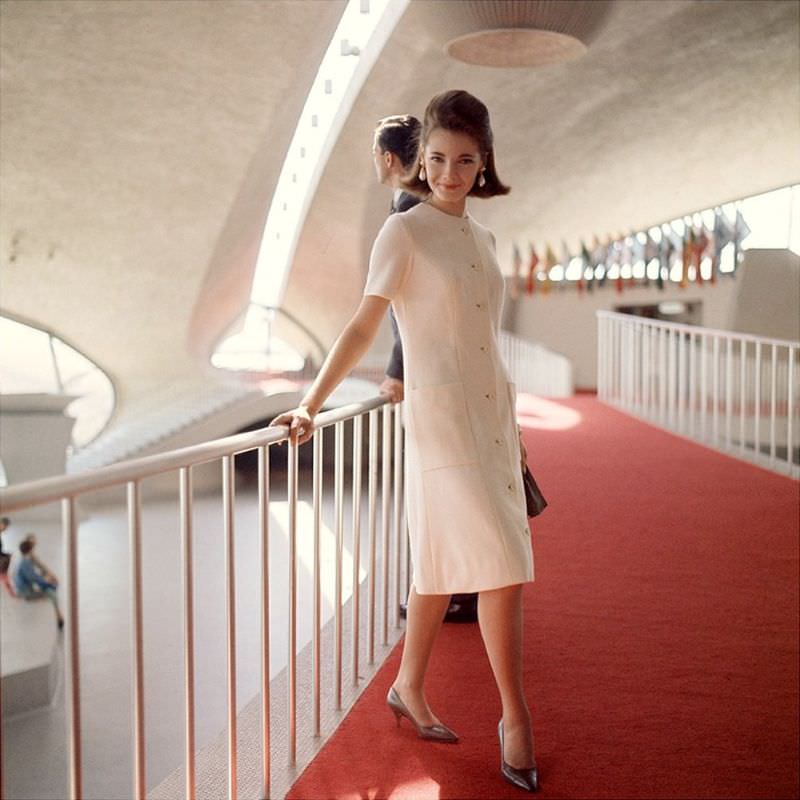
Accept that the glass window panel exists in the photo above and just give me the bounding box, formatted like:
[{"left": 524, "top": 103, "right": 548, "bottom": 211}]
[
  {"left": 51, "top": 337, "right": 96, "bottom": 385},
  {"left": 0, "top": 317, "right": 58, "bottom": 392}
]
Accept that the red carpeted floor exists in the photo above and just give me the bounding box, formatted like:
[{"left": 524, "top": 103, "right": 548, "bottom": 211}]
[{"left": 288, "top": 396, "right": 799, "bottom": 800}]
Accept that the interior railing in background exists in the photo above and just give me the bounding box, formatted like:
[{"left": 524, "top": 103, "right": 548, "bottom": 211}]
[
  {"left": 352, "top": 332, "right": 573, "bottom": 398},
  {"left": 0, "top": 396, "right": 407, "bottom": 800},
  {"left": 499, "top": 331, "right": 574, "bottom": 398},
  {"left": 597, "top": 311, "right": 799, "bottom": 478}
]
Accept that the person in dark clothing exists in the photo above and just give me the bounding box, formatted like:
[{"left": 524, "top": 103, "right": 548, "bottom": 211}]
[
  {"left": 0, "top": 516, "right": 15, "bottom": 596},
  {"left": 372, "top": 115, "right": 478, "bottom": 624}
]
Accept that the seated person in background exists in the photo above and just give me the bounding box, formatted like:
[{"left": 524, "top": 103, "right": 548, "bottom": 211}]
[
  {"left": 22, "top": 533, "right": 58, "bottom": 585},
  {"left": 14, "top": 538, "right": 64, "bottom": 630}
]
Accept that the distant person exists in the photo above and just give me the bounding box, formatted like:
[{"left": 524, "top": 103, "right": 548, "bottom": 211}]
[
  {"left": 22, "top": 533, "right": 58, "bottom": 585},
  {"left": 0, "top": 517, "right": 15, "bottom": 597},
  {"left": 372, "top": 115, "right": 479, "bottom": 625},
  {"left": 14, "top": 538, "right": 64, "bottom": 630}
]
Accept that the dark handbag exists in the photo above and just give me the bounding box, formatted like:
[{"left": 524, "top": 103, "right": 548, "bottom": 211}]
[{"left": 522, "top": 464, "right": 548, "bottom": 518}]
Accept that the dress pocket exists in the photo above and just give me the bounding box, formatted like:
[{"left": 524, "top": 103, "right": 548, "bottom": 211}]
[{"left": 408, "top": 381, "right": 478, "bottom": 471}]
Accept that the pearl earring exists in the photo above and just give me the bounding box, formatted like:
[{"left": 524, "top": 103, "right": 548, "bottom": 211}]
[
  {"left": 418, "top": 164, "right": 426, "bottom": 181},
  {"left": 478, "top": 170, "right": 486, "bottom": 188}
]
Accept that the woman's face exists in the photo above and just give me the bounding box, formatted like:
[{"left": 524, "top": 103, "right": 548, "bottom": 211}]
[{"left": 422, "top": 128, "right": 483, "bottom": 207}]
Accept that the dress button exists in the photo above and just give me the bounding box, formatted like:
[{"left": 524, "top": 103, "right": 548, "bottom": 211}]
[
  {"left": 480, "top": 346, "right": 487, "bottom": 352},
  {"left": 495, "top": 438, "right": 502, "bottom": 445},
  {"left": 471, "top": 263, "right": 478, "bottom": 270},
  {"left": 475, "top": 303, "right": 482, "bottom": 309},
  {"left": 485, "top": 392, "right": 492, "bottom": 399},
  {"left": 507, "top": 483, "right": 514, "bottom": 492}
]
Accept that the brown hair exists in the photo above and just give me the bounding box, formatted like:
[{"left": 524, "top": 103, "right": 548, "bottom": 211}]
[
  {"left": 374, "top": 115, "right": 421, "bottom": 171},
  {"left": 402, "top": 90, "right": 510, "bottom": 198}
]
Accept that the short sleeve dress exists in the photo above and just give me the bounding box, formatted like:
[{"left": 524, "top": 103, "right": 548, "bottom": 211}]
[{"left": 363, "top": 201, "right": 534, "bottom": 595}]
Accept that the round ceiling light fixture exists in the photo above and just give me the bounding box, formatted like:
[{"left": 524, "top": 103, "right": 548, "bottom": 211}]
[{"left": 430, "top": 0, "right": 615, "bottom": 68}]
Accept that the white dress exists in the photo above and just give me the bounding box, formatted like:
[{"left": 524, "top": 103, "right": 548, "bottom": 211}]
[{"left": 363, "top": 201, "right": 534, "bottom": 594}]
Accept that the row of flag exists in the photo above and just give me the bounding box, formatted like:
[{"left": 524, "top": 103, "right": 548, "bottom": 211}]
[{"left": 510, "top": 207, "right": 751, "bottom": 298}]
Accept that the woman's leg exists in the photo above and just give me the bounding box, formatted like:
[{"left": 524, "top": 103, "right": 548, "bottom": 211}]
[
  {"left": 478, "top": 583, "right": 535, "bottom": 768},
  {"left": 392, "top": 584, "right": 451, "bottom": 726}
]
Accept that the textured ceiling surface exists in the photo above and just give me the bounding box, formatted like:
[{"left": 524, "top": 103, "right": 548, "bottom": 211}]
[
  {"left": 285, "top": 0, "right": 800, "bottom": 349},
  {"left": 1, "top": 0, "right": 799, "bottom": 434}
]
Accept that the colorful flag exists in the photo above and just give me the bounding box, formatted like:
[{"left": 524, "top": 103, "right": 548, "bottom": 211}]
[
  {"left": 580, "top": 239, "right": 592, "bottom": 294},
  {"left": 712, "top": 208, "right": 734, "bottom": 282},
  {"left": 543, "top": 243, "right": 557, "bottom": 295},
  {"left": 560, "top": 240, "right": 571, "bottom": 292},
  {"left": 527, "top": 243, "right": 539, "bottom": 295},
  {"left": 511, "top": 243, "right": 521, "bottom": 299},
  {"left": 679, "top": 228, "right": 690, "bottom": 288},
  {"left": 733, "top": 209, "right": 751, "bottom": 272}
]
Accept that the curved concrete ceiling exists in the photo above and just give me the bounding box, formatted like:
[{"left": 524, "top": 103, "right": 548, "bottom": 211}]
[
  {"left": 2, "top": 0, "right": 799, "bottom": 443},
  {"left": 284, "top": 0, "right": 800, "bottom": 351}
]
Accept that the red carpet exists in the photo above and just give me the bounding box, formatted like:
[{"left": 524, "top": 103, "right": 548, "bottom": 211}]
[{"left": 288, "top": 396, "right": 799, "bottom": 799}]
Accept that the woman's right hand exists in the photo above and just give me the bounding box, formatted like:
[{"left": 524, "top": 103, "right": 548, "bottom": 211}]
[{"left": 269, "top": 405, "right": 316, "bottom": 446}]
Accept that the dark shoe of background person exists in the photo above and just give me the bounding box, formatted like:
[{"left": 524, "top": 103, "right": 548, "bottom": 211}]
[
  {"left": 498, "top": 720, "right": 539, "bottom": 792},
  {"left": 444, "top": 593, "right": 478, "bottom": 623},
  {"left": 400, "top": 594, "right": 478, "bottom": 623}
]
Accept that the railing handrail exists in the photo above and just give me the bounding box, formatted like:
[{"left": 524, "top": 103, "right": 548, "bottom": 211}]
[
  {"left": 596, "top": 310, "right": 800, "bottom": 350},
  {"left": 0, "top": 395, "right": 389, "bottom": 513}
]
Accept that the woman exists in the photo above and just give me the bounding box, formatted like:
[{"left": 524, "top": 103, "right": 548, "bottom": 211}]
[{"left": 270, "top": 90, "right": 538, "bottom": 792}]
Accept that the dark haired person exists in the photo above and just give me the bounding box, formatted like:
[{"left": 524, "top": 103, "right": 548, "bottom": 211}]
[
  {"left": 373, "top": 115, "right": 479, "bottom": 626},
  {"left": 272, "top": 90, "right": 538, "bottom": 791},
  {"left": 15, "top": 538, "right": 64, "bottom": 630},
  {"left": 0, "top": 516, "right": 14, "bottom": 597}
]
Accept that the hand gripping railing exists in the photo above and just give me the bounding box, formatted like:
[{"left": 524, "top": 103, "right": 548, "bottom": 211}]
[
  {"left": 597, "top": 311, "right": 800, "bottom": 478},
  {"left": 0, "top": 395, "right": 408, "bottom": 800}
]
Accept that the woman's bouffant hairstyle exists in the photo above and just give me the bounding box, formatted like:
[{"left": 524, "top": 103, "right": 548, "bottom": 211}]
[
  {"left": 374, "top": 115, "right": 422, "bottom": 171},
  {"left": 402, "top": 90, "right": 510, "bottom": 199}
]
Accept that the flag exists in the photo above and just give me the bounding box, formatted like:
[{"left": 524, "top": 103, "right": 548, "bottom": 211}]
[
  {"left": 543, "top": 243, "right": 557, "bottom": 295},
  {"left": 510, "top": 243, "right": 521, "bottom": 299},
  {"left": 560, "top": 240, "right": 571, "bottom": 292},
  {"left": 733, "top": 208, "right": 751, "bottom": 272},
  {"left": 580, "top": 239, "right": 592, "bottom": 294},
  {"left": 694, "top": 225, "right": 709, "bottom": 284},
  {"left": 658, "top": 231, "right": 674, "bottom": 291},
  {"left": 712, "top": 208, "right": 734, "bottom": 282},
  {"left": 679, "top": 228, "right": 690, "bottom": 288},
  {"left": 527, "top": 243, "right": 538, "bottom": 295},
  {"left": 644, "top": 231, "right": 659, "bottom": 286}
]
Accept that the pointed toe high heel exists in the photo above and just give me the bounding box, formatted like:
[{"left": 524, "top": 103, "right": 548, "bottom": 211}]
[
  {"left": 387, "top": 686, "right": 459, "bottom": 743},
  {"left": 498, "top": 720, "right": 539, "bottom": 792}
]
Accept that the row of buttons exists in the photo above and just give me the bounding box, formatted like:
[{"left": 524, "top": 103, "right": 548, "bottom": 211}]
[{"left": 464, "top": 243, "right": 517, "bottom": 498}]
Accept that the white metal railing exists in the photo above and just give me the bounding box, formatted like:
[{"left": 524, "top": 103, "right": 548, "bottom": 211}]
[
  {"left": 499, "top": 331, "right": 574, "bottom": 397},
  {"left": 597, "top": 311, "right": 800, "bottom": 478},
  {"left": 0, "top": 395, "right": 408, "bottom": 800}
]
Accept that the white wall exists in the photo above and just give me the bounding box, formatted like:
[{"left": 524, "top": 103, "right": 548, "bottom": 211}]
[{"left": 509, "top": 249, "right": 799, "bottom": 390}]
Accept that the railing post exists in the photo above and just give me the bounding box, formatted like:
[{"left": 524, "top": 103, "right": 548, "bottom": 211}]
[
  {"left": 179, "top": 467, "right": 196, "bottom": 800},
  {"left": 381, "top": 405, "right": 392, "bottom": 646},
  {"left": 62, "top": 496, "right": 82, "bottom": 800},
  {"left": 222, "top": 456, "right": 237, "bottom": 797},
  {"left": 367, "top": 409, "right": 378, "bottom": 664},
  {"left": 287, "top": 441, "right": 298, "bottom": 766},
  {"left": 257, "top": 447, "right": 271, "bottom": 798},
  {"left": 127, "top": 480, "right": 146, "bottom": 800},
  {"left": 770, "top": 344, "right": 778, "bottom": 465},
  {"left": 788, "top": 347, "right": 795, "bottom": 469},
  {"left": 334, "top": 421, "right": 344, "bottom": 709},
  {"left": 352, "top": 415, "right": 363, "bottom": 686},
  {"left": 312, "top": 431, "right": 323, "bottom": 735},
  {"left": 754, "top": 341, "right": 762, "bottom": 460}
]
